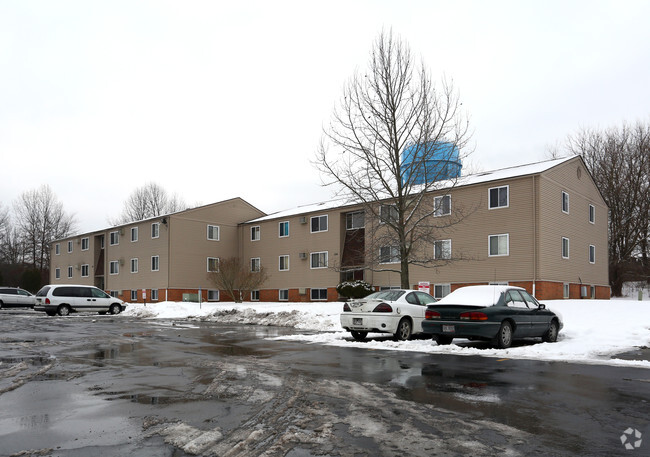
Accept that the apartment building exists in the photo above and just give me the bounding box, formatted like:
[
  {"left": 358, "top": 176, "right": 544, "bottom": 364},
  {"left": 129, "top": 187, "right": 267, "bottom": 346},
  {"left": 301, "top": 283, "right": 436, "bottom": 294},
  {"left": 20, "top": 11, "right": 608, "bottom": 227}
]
[{"left": 51, "top": 156, "right": 610, "bottom": 302}]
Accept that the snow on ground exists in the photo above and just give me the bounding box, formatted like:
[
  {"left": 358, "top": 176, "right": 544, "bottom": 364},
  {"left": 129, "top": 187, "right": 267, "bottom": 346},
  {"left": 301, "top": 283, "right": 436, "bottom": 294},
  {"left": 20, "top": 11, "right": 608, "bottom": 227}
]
[{"left": 123, "top": 297, "right": 650, "bottom": 368}]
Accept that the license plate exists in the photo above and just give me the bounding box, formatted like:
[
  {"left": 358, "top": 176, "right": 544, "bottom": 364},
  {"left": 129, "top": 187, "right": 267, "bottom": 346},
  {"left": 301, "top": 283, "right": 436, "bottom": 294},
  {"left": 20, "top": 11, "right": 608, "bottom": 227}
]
[
  {"left": 442, "top": 325, "right": 455, "bottom": 333},
  {"left": 353, "top": 318, "right": 363, "bottom": 325}
]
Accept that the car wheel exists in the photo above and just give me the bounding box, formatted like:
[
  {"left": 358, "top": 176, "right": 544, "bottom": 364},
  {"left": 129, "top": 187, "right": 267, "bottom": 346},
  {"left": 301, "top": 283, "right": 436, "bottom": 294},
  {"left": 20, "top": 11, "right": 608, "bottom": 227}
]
[
  {"left": 394, "top": 318, "right": 412, "bottom": 341},
  {"left": 57, "top": 304, "right": 71, "bottom": 317},
  {"left": 494, "top": 321, "right": 513, "bottom": 348},
  {"left": 435, "top": 335, "right": 454, "bottom": 345},
  {"left": 350, "top": 330, "right": 368, "bottom": 341},
  {"left": 542, "top": 319, "right": 559, "bottom": 343},
  {"left": 109, "top": 304, "right": 121, "bottom": 315}
]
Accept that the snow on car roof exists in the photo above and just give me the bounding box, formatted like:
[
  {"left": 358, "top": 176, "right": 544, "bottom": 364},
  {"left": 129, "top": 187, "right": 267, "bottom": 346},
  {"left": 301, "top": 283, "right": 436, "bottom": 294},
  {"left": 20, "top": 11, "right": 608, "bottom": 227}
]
[{"left": 436, "top": 285, "right": 524, "bottom": 306}]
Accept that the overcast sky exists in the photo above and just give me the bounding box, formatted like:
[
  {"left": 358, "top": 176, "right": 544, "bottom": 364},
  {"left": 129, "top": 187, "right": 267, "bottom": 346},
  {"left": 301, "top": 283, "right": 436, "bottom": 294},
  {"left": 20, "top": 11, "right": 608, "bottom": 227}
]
[{"left": 2, "top": 0, "right": 649, "bottom": 233}]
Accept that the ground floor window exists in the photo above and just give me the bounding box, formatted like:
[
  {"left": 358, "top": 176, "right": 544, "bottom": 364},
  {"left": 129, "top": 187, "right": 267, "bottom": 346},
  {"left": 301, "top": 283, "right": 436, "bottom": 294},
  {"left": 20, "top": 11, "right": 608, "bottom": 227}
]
[
  {"left": 110, "top": 290, "right": 119, "bottom": 298},
  {"left": 151, "top": 289, "right": 158, "bottom": 301},
  {"left": 434, "top": 284, "right": 450, "bottom": 299},
  {"left": 279, "top": 289, "right": 289, "bottom": 301},
  {"left": 563, "top": 283, "right": 570, "bottom": 298},
  {"left": 251, "top": 290, "right": 260, "bottom": 301},
  {"left": 131, "top": 290, "right": 137, "bottom": 301},
  {"left": 311, "top": 288, "right": 327, "bottom": 301},
  {"left": 208, "top": 290, "right": 219, "bottom": 301}
]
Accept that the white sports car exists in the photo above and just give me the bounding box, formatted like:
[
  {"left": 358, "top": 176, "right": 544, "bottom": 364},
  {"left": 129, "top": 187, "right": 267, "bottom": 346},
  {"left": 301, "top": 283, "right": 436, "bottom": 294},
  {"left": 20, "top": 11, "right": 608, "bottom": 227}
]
[{"left": 340, "top": 289, "right": 438, "bottom": 341}]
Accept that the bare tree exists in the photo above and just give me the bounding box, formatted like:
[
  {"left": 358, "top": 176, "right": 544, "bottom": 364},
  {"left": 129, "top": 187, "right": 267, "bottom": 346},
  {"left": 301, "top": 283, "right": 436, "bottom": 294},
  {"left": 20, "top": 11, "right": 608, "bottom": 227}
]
[
  {"left": 315, "top": 30, "right": 472, "bottom": 288},
  {"left": 111, "top": 182, "right": 188, "bottom": 225},
  {"left": 208, "top": 257, "right": 269, "bottom": 303},
  {"left": 566, "top": 121, "right": 650, "bottom": 296}
]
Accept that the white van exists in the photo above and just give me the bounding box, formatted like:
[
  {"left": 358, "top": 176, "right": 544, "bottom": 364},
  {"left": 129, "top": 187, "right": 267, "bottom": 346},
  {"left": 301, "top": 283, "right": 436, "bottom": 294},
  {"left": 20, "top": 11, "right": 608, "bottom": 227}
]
[{"left": 34, "top": 285, "right": 126, "bottom": 316}]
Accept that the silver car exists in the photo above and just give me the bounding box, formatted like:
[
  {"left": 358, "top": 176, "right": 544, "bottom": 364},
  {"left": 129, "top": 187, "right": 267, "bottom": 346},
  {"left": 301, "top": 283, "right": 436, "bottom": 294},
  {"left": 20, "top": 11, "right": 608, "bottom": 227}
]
[
  {"left": 0, "top": 287, "right": 36, "bottom": 309},
  {"left": 34, "top": 285, "right": 126, "bottom": 316}
]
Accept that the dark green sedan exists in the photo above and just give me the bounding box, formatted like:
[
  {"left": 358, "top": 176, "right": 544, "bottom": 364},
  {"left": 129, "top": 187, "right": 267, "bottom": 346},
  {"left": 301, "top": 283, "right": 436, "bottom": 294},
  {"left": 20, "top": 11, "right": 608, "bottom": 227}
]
[{"left": 422, "top": 285, "right": 562, "bottom": 349}]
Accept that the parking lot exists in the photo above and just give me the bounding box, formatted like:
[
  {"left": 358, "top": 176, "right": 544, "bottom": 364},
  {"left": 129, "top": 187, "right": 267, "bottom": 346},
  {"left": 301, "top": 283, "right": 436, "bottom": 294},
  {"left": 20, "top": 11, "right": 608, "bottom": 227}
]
[{"left": 1, "top": 309, "right": 648, "bottom": 456}]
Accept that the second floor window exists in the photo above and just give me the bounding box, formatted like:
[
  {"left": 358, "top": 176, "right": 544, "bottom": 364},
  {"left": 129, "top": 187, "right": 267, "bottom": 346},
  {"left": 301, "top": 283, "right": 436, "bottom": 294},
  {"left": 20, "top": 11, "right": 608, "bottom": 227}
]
[
  {"left": 151, "top": 256, "right": 159, "bottom": 271},
  {"left": 379, "top": 246, "right": 400, "bottom": 264},
  {"left": 251, "top": 257, "right": 261, "bottom": 272},
  {"left": 489, "top": 234, "right": 509, "bottom": 256},
  {"left": 81, "top": 264, "right": 89, "bottom": 277},
  {"left": 310, "top": 251, "right": 328, "bottom": 269},
  {"left": 207, "top": 257, "right": 220, "bottom": 272},
  {"left": 279, "top": 255, "right": 289, "bottom": 271},
  {"left": 434, "top": 240, "right": 451, "bottom": 260},
  {"left": 109, "top": 261, "right": 119, "bottom": 275},
  {"left": 131, "top": 258, "right": 138, "bottom": 273}
]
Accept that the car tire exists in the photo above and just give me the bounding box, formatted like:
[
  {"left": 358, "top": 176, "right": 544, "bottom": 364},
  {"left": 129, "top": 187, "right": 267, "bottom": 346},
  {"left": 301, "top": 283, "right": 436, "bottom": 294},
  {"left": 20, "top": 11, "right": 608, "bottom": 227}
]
[
  {"left": 350, "top": 330, "right": 368, "bottom": 341},
  {"left": 435, "top": 335, "right": 454, "bottom": 345},
  {"left": 542, "top": 319, "right": 559, "bottom": 343},
  {"left": 57, "top": 304, "right": 71, "bottom": 317},
  {"left": 494, "top": 321, "right": 513, "bottom": 349},
  {"left": 109, "top": 304, "right": 121, "bottom": 315},
  {"left": 394, "top": 318, "right": 412, "bottom": 341}
]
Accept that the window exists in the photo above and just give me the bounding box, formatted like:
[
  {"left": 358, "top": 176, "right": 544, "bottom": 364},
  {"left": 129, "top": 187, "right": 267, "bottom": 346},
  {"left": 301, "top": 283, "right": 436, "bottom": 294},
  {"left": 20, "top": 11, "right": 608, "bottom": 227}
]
[
  {"left": 251, "top": 226, "right": 260, "bottom": 241},
  {"left": 251, "top": 290, "right": 260, "bottom": 301},
  {"left": 563, "top": 283, "right": 570, "bottom": 299},
  {"left": 279, "top": 255, "right": 289, "bottom": 271},
  {"left": 310, "top": 251, "right": 328, "bottom": 269},
  {"left": 131, "top": 258, "right": 138, "bottom": 273},
  {"left": 279, "top": 289, "right": 289, "bottom": 301},
  {"left": 489, "top": 186, "right": 509, "bottom": 209},
  {"left": 81, "top": 264, "right": 89, "bottom": 277},
  {"left": 251, "top": 257, "right": 261, "bottom": 272},
  {"left": 434, "top": 284, "right": 451, "bottom": 299},
  {"left": 489, "top": 234, "right": 509, "bottom": 256},
  {"left": 589, "top": 245, "right": 596, "bottom": 264},
  {"left": 110, "top": 231, "right": 119, "bottom": 246},
  {"left": 380, "top": 204, "right": 398, "bottom": 223},
  {"left": 68, "top": 241, "right": 73, "bottom": 253},
  {"left": 310, "top": 215, "right": 328, "bottom": 233},
  {"left": 208, "top": 290, "right": 220, "bottom": 301},
  {"left": 589, "top": 204, "right": 595, "bottom": 224},
  {"left": 151, "top": 256, "right": 159, "bottom": 271},
  {"left": 152, "top": 223, "right": 160, "bottom": 239},
  {"left": 131, "top": 227, "right": 138, "bottom": 242},
  {"left": 151, "top": 289, "right": 158, "bottom": 301},
  {"left": 109, "top": 261, "right": 119, "bottom": 275},
  {"left": 207, "top": 225, "right": 219, "bottom": 241},
  {"left": 379, "top": 246, "right": 400, "bottom": 264},
  {"left": 562, "top": 191, "right": 569, "bottom": 214},
  {"left": 55, "top": 243, "right": 60, "bottom": 255},
  {"left": 279, "top": 221, "right": 289, "bottom": 237},
  {"left": 434, "top": 195, "right": 451, "bottom": 217},
  {"left": 207, "top": 257, "right": 220, "bottom": 272},
  {"left": 110, "top": 291, "right": 119, "bottom": 298},
  {"left": 346, "top": 211, "right": 365, "bottom": 230},
  {"left": 67, "top": 266, "right": 73, "bottom": 278},
  {"left": 562, "top": 237, "right": 570, "bottom": 259},
  {"left": 81, "top": 237, "right": 89, "bottom": 251},
  {"left": 311, "top": 288, "right": 328, "bottom": 301},
  {"left": 131, "top": 290, "right": 137, "bottom": 301},
  {"left": 55, "top": 268, "right": 61, "bottom": 279},
  {"left": 434, "top": 240, "right": 451, "bottom": 260}
]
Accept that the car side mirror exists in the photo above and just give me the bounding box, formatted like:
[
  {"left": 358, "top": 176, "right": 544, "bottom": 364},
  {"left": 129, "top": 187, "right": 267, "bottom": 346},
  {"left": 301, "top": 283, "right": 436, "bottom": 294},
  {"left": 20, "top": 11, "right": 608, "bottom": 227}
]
[{"left": 538, "top": 303, "right": 546, "bottom": 310}]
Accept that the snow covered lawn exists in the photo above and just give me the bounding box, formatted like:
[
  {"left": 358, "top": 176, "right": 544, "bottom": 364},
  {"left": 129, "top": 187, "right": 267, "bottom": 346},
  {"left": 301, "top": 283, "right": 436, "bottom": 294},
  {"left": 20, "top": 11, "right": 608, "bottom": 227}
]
[{"left": 123, "top": 298, "right": 650, "bottom": 368}]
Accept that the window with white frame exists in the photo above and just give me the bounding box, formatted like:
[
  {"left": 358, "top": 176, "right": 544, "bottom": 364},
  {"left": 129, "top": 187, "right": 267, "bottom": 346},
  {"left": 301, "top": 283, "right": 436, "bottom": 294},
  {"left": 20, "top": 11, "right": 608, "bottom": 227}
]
[
  {"left": 151, "top": 255, "right": 159, "bottom": 271},
  {"left": 151, "top": 289, "right": 158, "bottom": 301},
  {"left": 251, "top": 257, "right": 261, "bottom": 272},
  {"left": 251, "top": 226, "right": 260, "bottom": 241},
  {"left": 434, "top": 195, "right": 451, "bottom": 217},
  {"left": 109, "top": 261, "right": 119, "bottom": 275},
  {"left": 81, "top": 237, "right": 89, "bottom": 251},
  {"left": 562, "top": 237, "right": 570, "bottom": 259},
  {"left": 251, "top": 290, "right": 260, "bottom": 301},
  {"left": 589, "top": 204, "right": 595, "bottom": 224},
  {"left": 279, "top": 255, "right": 289, "bottom": 271},
  {"left": 563, "top": 283, "right": 570, "bottom": 299},
  {"left": 208, "top": 290, "right": 219, "bottom": 301},
  {"left": 81, "top": 264, "right": 89, "bottom": 277},
  {"left": 380, "top": 204, "right": 398, "bottom": 223},
  {"left": 279, "top": 221, "right": 289, "bottom": 237},
  {"left": 207, "top": 224, "right": 219, "bottom": 241},
  {"left": 68, "top": 241, "right": 73, "bottom": 253},
  {"left": 131, "top": 227, "right": 138, "bottom": 242},
  {"left": 310, "top": 251, "right": 328, "bottom": 269},
  {"left": 379, "top": 246, "right": 400, "bottom": 264},
  {"left": 310, "top": 215, "right": 328, "bottom": 233},
  {"left": 55, "top": 243, "right": 60, "bottom": 255},
  {"left": 151, "top": 223, "right": 160, "bottom": 239},
  {"left": 434, "top": 284, "right": 451, "bottom": 299},
  {"left": 67, "top": 266, "right": 73, "bottom": 278},
  {"left": 589, "top": 245, "right": 596, "bottom": 264},
  {"left": 131, "top": 290, "right": 137, "bottom": 301},
  {"left": 434, "top": 240, "right": 451, "bottom": 260},
  {"left": 279, "top": 289, "right": 289, "bottom": 301},
  {"left": 489, "top": 186, "right": 509, "bottom": 209},
  {"left": 562, "top": 191, "right": 570, "bottom": 214},
  {"left": 207, "top": 257, "right": 220, "bottom": 272},
  {"left": 110, "top": 291, "right": 119, "bottom": 298},
  {"left": 311, "top": 288, "right": 328, "bottom": 301},
  {"left": 488, "top": 234, "right": 509, "bottom": 256},
  {"left": 346, "top": 211, "right": 365, "bottom": 230},
  {"left": 110, "top": 231, "right": 119, "bottom": 246},
  {"left": 55, "top": 268, "right": 60, "bottom": 279},
  {"left": 131, "top": 258, "right": 138, "bottom": 273}
]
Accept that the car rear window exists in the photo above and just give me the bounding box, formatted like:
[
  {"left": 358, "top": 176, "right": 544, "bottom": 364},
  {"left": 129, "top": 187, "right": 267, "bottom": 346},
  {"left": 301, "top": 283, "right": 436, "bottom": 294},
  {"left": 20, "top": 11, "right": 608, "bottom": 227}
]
[{"left": 36, "top": 286, "right": 51, "bottom": 297}]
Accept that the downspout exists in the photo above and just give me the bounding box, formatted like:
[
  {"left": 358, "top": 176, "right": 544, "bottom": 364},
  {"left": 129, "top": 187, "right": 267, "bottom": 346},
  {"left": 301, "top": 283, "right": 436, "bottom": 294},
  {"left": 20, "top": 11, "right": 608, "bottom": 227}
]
[{"left": 532, "top": 175, "right": 537, "bottom": 296}]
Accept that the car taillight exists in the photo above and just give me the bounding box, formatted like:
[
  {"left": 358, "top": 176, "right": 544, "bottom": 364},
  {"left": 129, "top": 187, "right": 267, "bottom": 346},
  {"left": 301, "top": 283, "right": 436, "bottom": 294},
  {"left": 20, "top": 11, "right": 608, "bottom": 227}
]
[
  {"left": 45, "top": 298, "right": 50, "bottom": 304},
  {"left": 343, "top": 303, "right": 351, "bottom": 312},
  {"left": 425, "top": 310, "right": 441, "bottom": 319},
  {"left": 460, "top": 311, "right": 488, "bottom": 321},
  {"left": 372, "top": 303, "right": 393, "bottom": 313}
]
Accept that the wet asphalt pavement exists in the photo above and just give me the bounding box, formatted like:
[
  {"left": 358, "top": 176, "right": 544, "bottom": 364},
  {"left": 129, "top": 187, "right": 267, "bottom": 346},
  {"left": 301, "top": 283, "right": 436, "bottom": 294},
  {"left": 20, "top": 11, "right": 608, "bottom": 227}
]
[{"left": 0, "top": 309, "right": 648, "bottom": 456}]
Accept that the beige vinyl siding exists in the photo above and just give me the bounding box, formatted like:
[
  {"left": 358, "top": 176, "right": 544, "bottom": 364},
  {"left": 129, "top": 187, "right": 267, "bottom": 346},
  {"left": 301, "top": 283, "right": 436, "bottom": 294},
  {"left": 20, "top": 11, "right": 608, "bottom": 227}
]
[{"left": 50, "top": 233, "right": 100, "bottom": 285}]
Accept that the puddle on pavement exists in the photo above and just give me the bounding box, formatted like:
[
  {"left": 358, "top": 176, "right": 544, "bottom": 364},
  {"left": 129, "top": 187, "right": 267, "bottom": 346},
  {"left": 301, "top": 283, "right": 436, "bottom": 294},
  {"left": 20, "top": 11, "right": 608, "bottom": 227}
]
[{"left": 0, "top": 356, "right": 54, "bottom": 366}]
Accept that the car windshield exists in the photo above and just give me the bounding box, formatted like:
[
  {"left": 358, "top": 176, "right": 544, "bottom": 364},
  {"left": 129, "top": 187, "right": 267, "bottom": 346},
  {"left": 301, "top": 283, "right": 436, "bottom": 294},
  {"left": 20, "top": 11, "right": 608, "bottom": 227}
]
[{"left": 365, "top": 290, "right": 405, "bottom": 301}]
